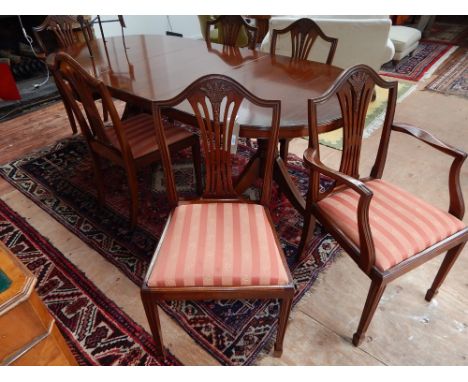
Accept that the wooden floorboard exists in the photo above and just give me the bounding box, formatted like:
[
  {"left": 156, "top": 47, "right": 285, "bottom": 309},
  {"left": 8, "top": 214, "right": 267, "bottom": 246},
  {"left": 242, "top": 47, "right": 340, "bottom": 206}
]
[{"left": 0, "top": 77, "right": 467, "bottom": 365}]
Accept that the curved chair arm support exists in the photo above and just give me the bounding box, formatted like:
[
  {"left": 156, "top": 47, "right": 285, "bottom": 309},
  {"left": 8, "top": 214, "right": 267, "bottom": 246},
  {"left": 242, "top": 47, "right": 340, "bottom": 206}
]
[
  {"left": 392, "top": 122, "right": 467, "bottom": 219},
  {"left": 303, "top": 147, "right": 376, "bottom": 273}
]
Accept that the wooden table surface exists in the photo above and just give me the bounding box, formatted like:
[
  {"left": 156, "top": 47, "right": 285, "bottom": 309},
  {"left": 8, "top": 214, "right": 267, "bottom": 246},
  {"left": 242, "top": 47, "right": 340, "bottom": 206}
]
[{"left": 57, "top": 34, "right": 343, "bottom": 138}]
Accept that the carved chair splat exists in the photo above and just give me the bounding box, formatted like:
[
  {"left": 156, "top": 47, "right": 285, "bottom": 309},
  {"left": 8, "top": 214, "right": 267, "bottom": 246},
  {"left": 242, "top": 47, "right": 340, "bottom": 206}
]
[
  {"left": 270, "top": 18, "right": 338, "bottom": 162},
  {"left": 205, "top": 15, "right": 258, "bottom": 50}
]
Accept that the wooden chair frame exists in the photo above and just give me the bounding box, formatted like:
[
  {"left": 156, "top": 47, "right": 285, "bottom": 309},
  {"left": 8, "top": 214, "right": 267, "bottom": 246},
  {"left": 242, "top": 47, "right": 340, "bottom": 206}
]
[
  {"left": 205, "top": 15, "right": 258, "bottom": 50},
  {"left": 34, "top": 16, "right": 105, "bottom": 135},
  {"left": 270, "top": 18, "right": 338, "bottom": 163},
  {"left": 270, "top": 18, "right": 338, "bottom": 64},
  {"left": 299, "top": 64, "right": 468, "bottom": 346},
  {"left": 52, "top": 52, "right": 202, "bottom": 228},
  {"left": 141, "top": 74, "right": 295, "bottom": 359}
]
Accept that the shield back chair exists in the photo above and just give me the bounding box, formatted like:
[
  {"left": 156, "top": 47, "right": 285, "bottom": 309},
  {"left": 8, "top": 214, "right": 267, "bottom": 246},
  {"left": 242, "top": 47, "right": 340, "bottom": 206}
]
[
  {"left": 141, "top": 74, "right": 295, "bottom": 359},
  {"left": 33, "top": 16, "right": 106, "bottom": 135},
  {"left": 299, "top": 64, "right": 468, "bottom": 346},
  {"left": 205, "top": 16, "right": 258, "bottom": 50},
  {"left": 53, "top": 52, "right": 202, "bottom": 229},
  {"left": 270, "top": 18, "right": 339, "bottom": 163}
]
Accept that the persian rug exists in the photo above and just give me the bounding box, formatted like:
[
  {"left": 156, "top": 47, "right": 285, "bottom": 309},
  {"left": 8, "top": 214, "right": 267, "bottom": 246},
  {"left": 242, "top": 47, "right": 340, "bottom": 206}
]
[
  {"left": 380, "top": 41, "right": 454, "bottom": 81},
  {"left": 425, "top": 48, "right": 468, "bottom": 99},
  {"left": 0, "top": 198, "right": 181, "bottom": 365},
  {"left": 0, "top": 135, "right": 341, "bottom": 365},
  {"left": 425, "top": 22, "right": 468, "bottom": 47},
  {"left": 317, "top": 80, "right": 416, "bottom": 150}
]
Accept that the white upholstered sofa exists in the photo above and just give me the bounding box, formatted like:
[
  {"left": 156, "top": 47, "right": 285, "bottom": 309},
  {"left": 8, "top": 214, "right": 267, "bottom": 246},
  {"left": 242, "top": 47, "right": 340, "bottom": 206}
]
[{"left": 260, "top": 15, "right": 395, "bottom": 71}]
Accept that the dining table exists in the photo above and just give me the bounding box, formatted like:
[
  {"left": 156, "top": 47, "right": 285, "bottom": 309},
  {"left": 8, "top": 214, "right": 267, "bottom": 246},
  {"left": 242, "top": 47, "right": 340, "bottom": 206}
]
[{"left": 52, "top": 34, "right": 344, "bottom": 214}]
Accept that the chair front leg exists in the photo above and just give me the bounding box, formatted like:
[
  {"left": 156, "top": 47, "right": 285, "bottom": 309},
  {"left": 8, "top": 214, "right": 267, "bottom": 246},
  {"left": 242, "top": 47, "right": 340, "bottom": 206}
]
[
  {"left": 426, "top": 241, "right": 466, "bottom": 302},
  {"left": 274, "top": 291, "right": 294, "bottom": 356},
  {"left": 298, "top": 213, "right": 316, "bottom": 262},
  {"left": 279, "top": 138, "right": 290, "bottom": 161},
  {"left": 141, "top": 291, "right": 166, "bottom": 359},
  {"left": 353, "top": 276, "right": 387, "bottom": 346}
]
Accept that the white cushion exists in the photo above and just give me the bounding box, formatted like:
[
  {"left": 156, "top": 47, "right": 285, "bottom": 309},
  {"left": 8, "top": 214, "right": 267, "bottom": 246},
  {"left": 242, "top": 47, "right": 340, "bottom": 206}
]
[
  {"left": 389, "top": 26, "right": 421, "bottom": 52},
  {"left": 393, "top": 41, "right": 419, "bottom": 60}
]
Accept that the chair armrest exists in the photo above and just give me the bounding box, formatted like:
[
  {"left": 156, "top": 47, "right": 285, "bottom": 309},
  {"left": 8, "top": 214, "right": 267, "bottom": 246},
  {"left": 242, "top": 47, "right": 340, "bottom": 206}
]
[
  {"left": 392, "top": 123, "right": 467, "bottom": 219},
  {"left": 303, "top": 148, "right": 373, "bottom": 198},
  {"left": 303, "top": 148, "right": 376, "bottom": 273},
  {"left": 392, "top": 123, "right": 467, "bottom": 159}
]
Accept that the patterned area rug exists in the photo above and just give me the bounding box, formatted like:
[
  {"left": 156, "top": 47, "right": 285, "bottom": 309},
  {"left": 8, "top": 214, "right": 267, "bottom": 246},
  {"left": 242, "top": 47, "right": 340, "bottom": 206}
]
[
  {"left": 380, "top": 41, "right": 453, "bottom": 81},
  {"left": 0, "top": 135, "right": 341, "bottom": 365},
  {"left": 0, "top": 199, "right": 180, "bottom": 366},
  {"left": 318, "top": 80, "right": 416, "bottom": 150},
  {"left": 425, "top": 48, "right": 468, "bottom": 99},
  {"left": 425, "top": 22, "right": 468, "bottom": 47}
]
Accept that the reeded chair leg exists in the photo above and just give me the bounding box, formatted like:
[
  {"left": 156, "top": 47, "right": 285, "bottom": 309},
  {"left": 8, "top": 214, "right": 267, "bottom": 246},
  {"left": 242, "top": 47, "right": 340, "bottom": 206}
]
[
  {"left": 141, "top": 292, "right": 166, "bottom": 359},
  {"left": 353, "top": 277, "right": 386, "bottom": 346},
  {"left": 279, "top": 139, "right": 290, "bottom": 162},
  {"left": 274, "top": 292, "right": 294, "bottom": 356},
  {"left": 298, "top": 214, "right": 316, "bottom": 262},
  {"left": 426, "top": 242, "right": 466, "bottom": 302},
  {"left": 63, "top": 101, "right": 78, "bottom": 134}
]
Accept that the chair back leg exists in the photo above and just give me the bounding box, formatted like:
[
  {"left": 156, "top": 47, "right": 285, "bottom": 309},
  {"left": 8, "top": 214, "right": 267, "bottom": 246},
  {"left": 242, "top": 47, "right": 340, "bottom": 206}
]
[
  {"left": 298, "top": 214, "right": 316, "bottom": 261},
  {"left": 426, "top": 242, "right": 466, "bottom": 302},
  {"left": 353, "top": 277, "right": 387, "bottom": 346}
]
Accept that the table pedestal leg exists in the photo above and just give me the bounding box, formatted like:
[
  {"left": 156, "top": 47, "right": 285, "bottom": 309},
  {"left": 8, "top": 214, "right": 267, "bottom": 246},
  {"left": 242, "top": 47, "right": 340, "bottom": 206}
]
[{"left": 235, "top": 139, "right": 306, "bottom": 215}]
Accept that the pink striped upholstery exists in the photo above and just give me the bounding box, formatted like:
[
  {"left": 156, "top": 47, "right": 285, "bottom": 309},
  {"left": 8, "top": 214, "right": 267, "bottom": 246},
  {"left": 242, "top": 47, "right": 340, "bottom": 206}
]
[
  {"left": 148, "top": 203, "right": 290, "bottom": 287},
  {"left": 318, "top": 179, "right": 466, "bottom": 271}
]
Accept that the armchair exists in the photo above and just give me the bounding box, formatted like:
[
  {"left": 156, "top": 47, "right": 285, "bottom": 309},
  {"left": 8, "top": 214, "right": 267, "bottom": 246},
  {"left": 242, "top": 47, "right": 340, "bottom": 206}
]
[{"left": 299, "top": 64, "right": 467, "bottom": 346}]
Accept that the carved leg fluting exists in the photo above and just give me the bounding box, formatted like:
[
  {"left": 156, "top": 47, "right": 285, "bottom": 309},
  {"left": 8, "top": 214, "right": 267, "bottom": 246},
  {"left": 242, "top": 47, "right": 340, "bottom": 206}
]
[
  {"left": 426, "top": 242, "right": 466, "bottom": 302},
  {"left": 353, "top": 277, "right": 386, "bottom": 346},
  {"left": 274, "top": 292, "right": 294, "bottom": 356},
  {"left": 141, "top": 291, "right": 166, "bottom": 358}
]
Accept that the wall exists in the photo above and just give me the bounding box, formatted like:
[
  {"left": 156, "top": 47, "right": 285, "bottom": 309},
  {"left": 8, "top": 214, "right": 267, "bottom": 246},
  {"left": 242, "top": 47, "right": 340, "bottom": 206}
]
[{"left": 94, "top": 15, "right": 202, "bottom": 39}]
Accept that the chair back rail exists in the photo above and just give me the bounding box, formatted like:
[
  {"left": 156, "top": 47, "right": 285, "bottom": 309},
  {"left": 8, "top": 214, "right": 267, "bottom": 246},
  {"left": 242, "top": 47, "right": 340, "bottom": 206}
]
[
  {"left": 33, "top": 16, "right": 86, "bottom": 54},
  {"left": 205, "top": 16, "right": 258, "bottom": 50},
  {"left": 152, "top": 74, "right": 281, "bottom": 207},
  {"left": 308, "top": 64, "right": 398, "bottom": 198},
  {"left": 52, "top": 52, "right": 134, "bottom": 163},
  {"left": 270, "top": 18, "right": 338, "bottom": 64}
]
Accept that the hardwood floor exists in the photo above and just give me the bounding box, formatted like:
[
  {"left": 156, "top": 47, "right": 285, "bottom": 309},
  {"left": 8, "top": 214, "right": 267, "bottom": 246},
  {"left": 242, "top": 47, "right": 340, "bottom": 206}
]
[{"left": 0, "top": 77, "right": 467, "bottom": 365}]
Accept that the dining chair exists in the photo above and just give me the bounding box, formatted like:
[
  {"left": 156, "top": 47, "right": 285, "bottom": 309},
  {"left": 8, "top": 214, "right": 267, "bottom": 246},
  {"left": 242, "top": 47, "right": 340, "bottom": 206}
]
[
  {"left": 52, "top": 52, "right": 203, "bottom": 229},
  {"left": 270, "top": 18, "right": 338, "bottom": 162},
  {"left": 205, "top": 16, "right": 258, "bottom": 50},
  {"left": 141, "top": 74, "right": 295, "bottom": 359},
  {"left": 33, "top": 16, "right": 106, "bottom": 135},
  {"left": 299, "top": 64, "right": 468, "bottom": 346}
]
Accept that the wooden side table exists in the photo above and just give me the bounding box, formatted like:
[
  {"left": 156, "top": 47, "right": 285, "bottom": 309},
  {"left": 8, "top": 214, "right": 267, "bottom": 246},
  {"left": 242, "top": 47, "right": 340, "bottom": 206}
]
[{"left": 0, "top": 242, "right": 77, "bottom": 366}]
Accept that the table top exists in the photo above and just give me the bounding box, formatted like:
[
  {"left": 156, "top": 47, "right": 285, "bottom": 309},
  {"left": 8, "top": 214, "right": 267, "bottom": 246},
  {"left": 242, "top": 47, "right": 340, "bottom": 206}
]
[{"left": 57, "top": 34, "right": 343, "bottom": 136}]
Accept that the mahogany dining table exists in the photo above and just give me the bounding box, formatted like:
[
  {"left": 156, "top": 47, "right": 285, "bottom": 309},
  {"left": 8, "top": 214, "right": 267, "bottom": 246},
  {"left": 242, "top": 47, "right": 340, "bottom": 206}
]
[{"left": 52, "top": 34, "right": 344, "bottom": 213}]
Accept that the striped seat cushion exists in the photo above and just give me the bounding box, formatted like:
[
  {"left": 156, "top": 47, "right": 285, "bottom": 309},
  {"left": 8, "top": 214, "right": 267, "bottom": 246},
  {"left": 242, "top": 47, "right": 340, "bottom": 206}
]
[
  {"left": 148, "top": 203, "right": 290, "bottom": 287},
  {"left": 318, "top": 179, "right": 466, "bottom": 271},
  {"left": 105, "top": 114, "right": 194, "bottom": 159}
]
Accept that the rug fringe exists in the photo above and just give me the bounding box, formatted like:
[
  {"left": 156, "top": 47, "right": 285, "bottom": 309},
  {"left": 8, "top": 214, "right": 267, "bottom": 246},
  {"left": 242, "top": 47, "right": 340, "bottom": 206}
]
[{"left": 422, "top": 45, "right": 459, "bottom": 80}]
